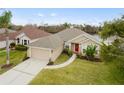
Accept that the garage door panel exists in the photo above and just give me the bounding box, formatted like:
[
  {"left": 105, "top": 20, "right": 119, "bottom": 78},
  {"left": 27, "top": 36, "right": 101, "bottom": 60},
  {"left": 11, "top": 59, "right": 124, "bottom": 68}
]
[{"left": 31, "top": 48, "right": 50, "bottom": 61}]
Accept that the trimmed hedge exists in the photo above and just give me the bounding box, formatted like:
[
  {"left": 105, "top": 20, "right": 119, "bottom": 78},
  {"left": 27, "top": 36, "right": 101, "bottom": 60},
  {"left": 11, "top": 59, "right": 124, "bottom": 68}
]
[{"left": 15, "top": 44, "right": 28, "bottom": 51}]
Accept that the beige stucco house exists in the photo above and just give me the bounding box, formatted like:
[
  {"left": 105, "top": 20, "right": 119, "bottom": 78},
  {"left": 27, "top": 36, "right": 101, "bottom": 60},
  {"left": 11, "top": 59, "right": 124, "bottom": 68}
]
[
  {"left": 28, "top": 28, "right": 100, "bottom": 62},
  {"left": 56, "top": 28, "right": 100, "bottom": 55}
]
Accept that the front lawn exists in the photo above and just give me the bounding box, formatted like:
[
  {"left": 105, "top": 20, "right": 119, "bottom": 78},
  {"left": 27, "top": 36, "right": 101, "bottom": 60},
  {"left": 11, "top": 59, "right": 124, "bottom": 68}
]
[
  {"left": 0, "top": 50, "right": 26, "bottom": 74},
  {"left": 54, "top": 53, "right": 69, "bottom": 65},
  {"left": 30, "top": 58, "right": 124, "bottom": 85}
]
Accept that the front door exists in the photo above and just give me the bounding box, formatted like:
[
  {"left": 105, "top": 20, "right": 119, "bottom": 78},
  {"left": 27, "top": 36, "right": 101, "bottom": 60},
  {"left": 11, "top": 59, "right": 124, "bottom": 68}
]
[{"left": 75, "top": 44, "right": 79, "bottom": 53}]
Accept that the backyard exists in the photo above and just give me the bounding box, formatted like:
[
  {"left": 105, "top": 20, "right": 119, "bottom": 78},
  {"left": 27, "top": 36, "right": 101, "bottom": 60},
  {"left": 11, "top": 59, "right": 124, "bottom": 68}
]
[
  {"left": 0, "top": 49, "right": 26, "bottom": 74},
  {"left": 30, "top": 54, "right": 124, "bottom": 85}
]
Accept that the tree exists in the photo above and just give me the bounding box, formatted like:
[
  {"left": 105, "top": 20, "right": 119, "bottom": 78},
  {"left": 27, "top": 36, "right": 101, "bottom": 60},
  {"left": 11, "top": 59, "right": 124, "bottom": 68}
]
[
  {"left": 63, "top": 22, "right": 70, "bottom": 28},
  {"left": 100, "top": 15, "right": 124, "bottom": 63},
  {"left": 100, "top": 16, "right": 124, "bottom": 40},
  {"left": 83, "top": 24, "right": 99, "bottom": 35},
  {"left": 83, "top": 45, "right": 97, "bottom": 60},
  {"left": 0, "top": 10, "right": 12, "bottom": 65}
]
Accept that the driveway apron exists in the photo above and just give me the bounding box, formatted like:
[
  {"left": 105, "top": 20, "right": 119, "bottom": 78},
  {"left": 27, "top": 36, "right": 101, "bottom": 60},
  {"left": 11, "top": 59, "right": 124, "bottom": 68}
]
[{"left": 0, "top": 58, "right": 48, "bottom": 85}]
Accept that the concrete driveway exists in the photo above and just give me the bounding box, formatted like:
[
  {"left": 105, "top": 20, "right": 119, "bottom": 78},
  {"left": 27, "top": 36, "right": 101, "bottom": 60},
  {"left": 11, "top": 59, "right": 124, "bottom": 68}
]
[{"left": 0, "top": 58, "right": 48, "bottom": 85}]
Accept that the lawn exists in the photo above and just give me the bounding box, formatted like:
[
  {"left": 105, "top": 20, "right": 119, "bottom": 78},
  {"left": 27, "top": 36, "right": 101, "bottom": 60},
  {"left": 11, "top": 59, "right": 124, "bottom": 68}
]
[
  {"left": 30, "top": 56, "right": 124, "bottom": 85},
  {"left": 54, "top": 53, "right": 69, "bottom": 65},
  {"left": 0, "top": 50, "right": 26, "bottom": 74}
]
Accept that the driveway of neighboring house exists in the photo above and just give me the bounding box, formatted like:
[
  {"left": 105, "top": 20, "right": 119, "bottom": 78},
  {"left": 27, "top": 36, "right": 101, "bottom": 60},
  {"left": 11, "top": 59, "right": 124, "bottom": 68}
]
[{"left": 0, "top": 58, "right": 48, "bottom": 85}]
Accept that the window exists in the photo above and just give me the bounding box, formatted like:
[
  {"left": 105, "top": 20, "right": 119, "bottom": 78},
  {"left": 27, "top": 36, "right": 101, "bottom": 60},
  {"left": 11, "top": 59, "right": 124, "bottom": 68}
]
[
  {"left": 17, "top": 38, "right": 20, "bottom": 44},
  {"left": 22, "top": 40, "right": 23, "bottom": 45},
  {"left": 24, "top": 40, "right": 27, "bottom": 45},
  {"left": 28, "top": 40, "right": 29, "bottom": 44}
]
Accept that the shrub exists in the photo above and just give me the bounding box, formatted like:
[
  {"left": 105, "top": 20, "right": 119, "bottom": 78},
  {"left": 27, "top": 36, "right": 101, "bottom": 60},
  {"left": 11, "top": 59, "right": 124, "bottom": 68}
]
[
  {"left": 63, "top": 47, "right": 69, "bottom": 54},
  {"left": 83, "top": 45, "right": 97, "bottom": 60},
  {"left": 15, "top": 44, "right": 28, "bottom": 51},
  {"left": 10, "top": 42, "right": 16, "bottom": 48},
  {"left": 67, "top": 49, "right": 73, "bottom": 56}
]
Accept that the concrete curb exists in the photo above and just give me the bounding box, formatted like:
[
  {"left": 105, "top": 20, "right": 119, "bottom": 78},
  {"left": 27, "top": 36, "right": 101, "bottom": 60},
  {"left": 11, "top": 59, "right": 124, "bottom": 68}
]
[{"left": 44, "top": 54, "right": 76, "bottom": 69}]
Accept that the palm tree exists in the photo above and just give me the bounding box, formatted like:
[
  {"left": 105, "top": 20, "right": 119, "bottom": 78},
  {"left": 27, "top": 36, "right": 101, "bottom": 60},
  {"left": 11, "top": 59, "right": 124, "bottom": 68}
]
[
  {"left": 83, "top": 45, "right": 97, "bottom": 60},
  {"left": 0, "top": 10, "right": 12, "bottom": 65}
]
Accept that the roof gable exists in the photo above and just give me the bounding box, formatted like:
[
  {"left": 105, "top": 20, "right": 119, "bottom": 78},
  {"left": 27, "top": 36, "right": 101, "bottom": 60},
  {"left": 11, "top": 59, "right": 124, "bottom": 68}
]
[
  {"left": 68, "top": 34, "right": 100, "bottom": 44},
  {"left": 55, "top": 28, "right": 85, "bottom": 41}
]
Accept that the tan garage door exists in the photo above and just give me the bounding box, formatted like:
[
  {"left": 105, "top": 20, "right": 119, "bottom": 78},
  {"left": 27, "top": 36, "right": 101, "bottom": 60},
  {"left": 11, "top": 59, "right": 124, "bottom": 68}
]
[{"left": 31, "top": 48, "right": 50, "bottom": 61}]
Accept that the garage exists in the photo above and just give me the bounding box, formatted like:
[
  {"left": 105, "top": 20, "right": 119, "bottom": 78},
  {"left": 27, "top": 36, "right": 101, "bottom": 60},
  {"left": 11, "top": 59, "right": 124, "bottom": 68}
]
[
  {"left": 31, "top": 47, "right": 50, "bottom": 61},
  {"left": 27, "top": 35, "right": 64, "bottom": 62}
]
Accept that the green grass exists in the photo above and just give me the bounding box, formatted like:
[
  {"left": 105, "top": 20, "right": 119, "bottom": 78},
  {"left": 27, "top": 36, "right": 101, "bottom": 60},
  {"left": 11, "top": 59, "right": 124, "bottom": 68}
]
[
  {"left": 54, "top": 53, "right": 69, "bottom": 65},
  {"left": 30, "top": 57, "right": 124, "bottom": 85},
  {"left": 0, "top": 50, "right": 26, "bottom": 74}
]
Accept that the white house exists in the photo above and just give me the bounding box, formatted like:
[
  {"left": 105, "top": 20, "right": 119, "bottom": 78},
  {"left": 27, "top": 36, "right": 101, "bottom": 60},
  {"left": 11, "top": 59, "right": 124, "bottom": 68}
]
[
  {"left": 0, "top": 26, "right": 51, "bottom": 48},
  {"left": 0, "top": 29, "right": 17, "bottom": 48},
  {"left": 15, "top": 26, "right": 51, "bottom": 45}
]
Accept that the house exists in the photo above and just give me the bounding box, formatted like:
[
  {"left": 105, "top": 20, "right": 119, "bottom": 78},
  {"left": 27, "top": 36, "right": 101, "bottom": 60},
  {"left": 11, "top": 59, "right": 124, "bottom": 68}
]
[
  {"left": 56, "top": 28, "right": 100, "bottom": 55},
  {"left": 28, "top": 28, "right": 100, "bottom": 62},
  {"left": 0, "top": 29, "right": 17, "bottom": 48},
  {"left": 15, "top": 26, "right": 51, "bottom": 45},
  {"left": 0, "top": 28, "right": 16, "bottom": 34},
  {"left": 93, "top": 34, "right": 117, "bottom": 45},
  {"left": 0, "top": 26, "right": 51, "bottom": 48}
]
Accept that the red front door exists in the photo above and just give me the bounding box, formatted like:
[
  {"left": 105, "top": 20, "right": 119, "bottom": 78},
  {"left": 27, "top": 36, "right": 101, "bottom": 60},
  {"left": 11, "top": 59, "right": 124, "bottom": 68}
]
[{"left": 75, "top": 44, "right": 79, "bottom": 52}]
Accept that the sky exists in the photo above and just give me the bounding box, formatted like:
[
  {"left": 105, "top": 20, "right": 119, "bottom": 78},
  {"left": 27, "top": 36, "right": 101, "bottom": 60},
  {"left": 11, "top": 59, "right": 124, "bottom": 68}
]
[{"left": 0, "top": 8, "right": 124, "bottom": 26}]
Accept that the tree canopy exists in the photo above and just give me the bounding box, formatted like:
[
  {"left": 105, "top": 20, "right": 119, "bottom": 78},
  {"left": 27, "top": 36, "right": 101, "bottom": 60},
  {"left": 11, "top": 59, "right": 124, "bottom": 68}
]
[
  {"left": 0, "top": 10, "right": 12, "bottom": 28},
  {"left": 100, "top": 16, "right": 124, "bottom": 39},
  {"left": 100, "top": 15, "right": 124, "bottom": 64}
]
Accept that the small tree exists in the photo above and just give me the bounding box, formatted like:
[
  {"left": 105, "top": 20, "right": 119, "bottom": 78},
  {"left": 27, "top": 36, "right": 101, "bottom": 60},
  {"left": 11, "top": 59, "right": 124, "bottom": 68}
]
[
  {"left": 83, "top": 45, "right": 97, "bottom": 60},
  {"left": 10, "top": 42, "right": 16, "bottom": 48},
  {"left": 0, "top": 10, "right": 12, "bottom": 65}
]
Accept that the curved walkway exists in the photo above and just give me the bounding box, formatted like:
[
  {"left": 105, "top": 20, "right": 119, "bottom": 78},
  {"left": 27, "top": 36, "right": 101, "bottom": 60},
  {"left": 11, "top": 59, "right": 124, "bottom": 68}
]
[{"left": 44, "top": 54, "right": 76, "bottom": 69}]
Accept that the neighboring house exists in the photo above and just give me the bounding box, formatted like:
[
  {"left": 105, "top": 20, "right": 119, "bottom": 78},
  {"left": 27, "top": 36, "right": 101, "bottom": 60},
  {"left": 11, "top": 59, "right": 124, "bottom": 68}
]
[
  {"left": 0, "top": 29, "right": 17, "bottom": 48},
  {"left": 0, "top": 26, "right": 51, "bottom": 48},
  {"left": 93, "top": 34, "right": 117, "bottom": 45},
  {"left": 15, "top": 26, "right": 51, "bottom": 45},
  {"left": 0, "top": 28, "right": 16, "bottom": 34},
  {"left": 28, "top": 28, "right": 100, "bottom": 62}
]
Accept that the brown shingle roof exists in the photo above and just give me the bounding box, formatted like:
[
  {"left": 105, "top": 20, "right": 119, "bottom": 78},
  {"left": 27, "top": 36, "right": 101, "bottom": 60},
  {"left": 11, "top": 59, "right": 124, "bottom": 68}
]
[
  {"left": 0, "top": 28, "right": 16, "bottom": 34},
  {"left": 0, "top": 32, "right": 17, "bottom": 41},
  {"left": 16, "top": 26, "right": 51, "bottom": 39}
]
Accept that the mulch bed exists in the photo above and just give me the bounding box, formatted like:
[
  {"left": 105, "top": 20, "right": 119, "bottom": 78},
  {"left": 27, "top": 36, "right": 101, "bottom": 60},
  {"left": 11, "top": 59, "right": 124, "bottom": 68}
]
[
  {"left": 79, "top": 56, "right": 102, "bottom": 62},
  {"left": 47, "top": 62, "right": 54, "bottom": 65},
  {"left": 1, "top": 63, "right": 13, "bottom": 69}
]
